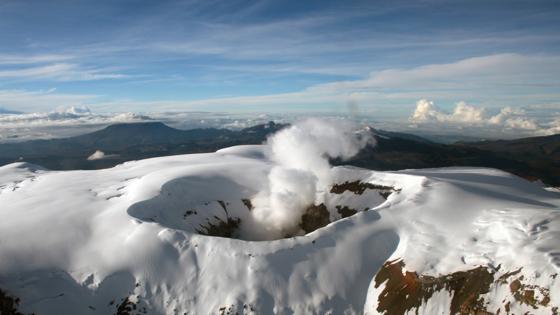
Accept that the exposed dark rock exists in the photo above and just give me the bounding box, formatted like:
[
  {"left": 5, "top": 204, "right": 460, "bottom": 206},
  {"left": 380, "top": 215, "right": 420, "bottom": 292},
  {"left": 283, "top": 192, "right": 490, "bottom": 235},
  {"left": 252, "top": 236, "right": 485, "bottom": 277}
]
[
  {"left": 216, "top": 200, "right": 229, "bottom": 214},
  {"left": 330, "top": 181, "right": 400, "bottom": 198},
  {"left": 218, "top": 303, "right": 255, "bottom": 314},
  {"left": 335, "top": 205, "right": 358, "bottom": 218},
  {"left": 183, "top": 209, "right": 197, "bottom": 219},
  {"left": 375, "top": 259, "right": 495, "bottom": 315},
  {"left": 115, "top": 297, "right": 135, "bottom": 315},
  {"left": 374, "top": 259, "right": 557, "bottom": 315},
  {"left": 195, "top": 200, "right": 242, "bottom": 238},
  {"left": 241, "top": 199, "right": 253, "bottom": 211},
  {"left": 299, "top": 203, "right": 330, "bottom": 234},
  {"left": 0, "top": 289, "right": 30, "bottom": 315},
  {"left": 196, "top": 216, "right": 241, "bottom": 238},
  {"left": 508, "top": 275, "right": 551, "bottom": 308}
]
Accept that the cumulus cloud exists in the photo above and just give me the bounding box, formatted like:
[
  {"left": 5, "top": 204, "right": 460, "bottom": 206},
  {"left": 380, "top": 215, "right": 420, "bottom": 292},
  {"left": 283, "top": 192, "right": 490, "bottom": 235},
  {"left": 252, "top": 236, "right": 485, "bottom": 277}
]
[
  {"left": 251, "top": 118, "right": 373, "bottom": 238},
  {"left": 409, "top": 99, "right": 438, "bottom": 122},
  {"left": 410, "top": 99, "right": 540, "bottom": 131},
  {"left": 487, "top": 107, "right": 539, "bottom": 130},
  {"left": 411, "top": 99, "right": 485, "bottom": 124},
  {"left": 544, "top": 118, "right": 560, "bottom": 135}
]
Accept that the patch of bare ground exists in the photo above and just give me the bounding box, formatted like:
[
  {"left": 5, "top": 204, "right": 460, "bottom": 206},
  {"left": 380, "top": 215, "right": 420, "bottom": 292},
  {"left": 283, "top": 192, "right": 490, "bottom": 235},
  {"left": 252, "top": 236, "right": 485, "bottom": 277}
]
[{"left": 374, "top": 259, "right": 557, "bottom": 315}]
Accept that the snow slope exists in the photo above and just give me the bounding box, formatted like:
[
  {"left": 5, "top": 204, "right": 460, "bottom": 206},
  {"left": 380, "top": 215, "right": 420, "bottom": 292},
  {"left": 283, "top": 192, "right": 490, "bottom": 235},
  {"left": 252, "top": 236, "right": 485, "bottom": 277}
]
[{"left": 0, "top": 145, "right": 559, "bottom": 314}]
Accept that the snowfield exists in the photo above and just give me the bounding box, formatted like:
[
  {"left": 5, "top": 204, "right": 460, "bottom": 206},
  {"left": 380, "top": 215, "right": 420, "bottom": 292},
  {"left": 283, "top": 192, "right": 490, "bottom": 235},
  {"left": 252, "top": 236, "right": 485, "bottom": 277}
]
[{"left": 0, "top": 144, "right": 559, "bottom": 314}]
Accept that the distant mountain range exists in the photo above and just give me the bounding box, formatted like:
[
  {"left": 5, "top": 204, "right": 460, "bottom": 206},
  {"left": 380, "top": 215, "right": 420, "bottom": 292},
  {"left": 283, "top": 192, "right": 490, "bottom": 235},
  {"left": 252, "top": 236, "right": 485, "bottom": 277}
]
[
  {"left": 0, "top": 121, "right": 558, "bottom": 186},
  {"left": 0, "top": 121, "right": 285, "bottom": 170},
  {"left": 346, "top": 129, "right": 560, "bottom": 187}
]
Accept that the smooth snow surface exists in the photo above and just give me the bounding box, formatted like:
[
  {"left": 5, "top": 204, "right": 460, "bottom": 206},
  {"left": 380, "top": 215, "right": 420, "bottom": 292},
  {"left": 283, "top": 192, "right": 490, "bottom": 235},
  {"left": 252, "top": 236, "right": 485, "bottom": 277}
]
[{"left": 0, "top": 146, "right": 559, "bottom": 314}]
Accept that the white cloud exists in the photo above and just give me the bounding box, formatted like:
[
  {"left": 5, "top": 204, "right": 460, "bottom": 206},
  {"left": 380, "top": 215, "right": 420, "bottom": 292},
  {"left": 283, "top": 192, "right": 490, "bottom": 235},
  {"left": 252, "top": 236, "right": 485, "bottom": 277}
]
[
  {"left": 112, "top": 53, "right": 559, "bottom": 113},
  {"left": 410, "top": 99, "right": 443, "bottom": 122},
  {"left": 0, "top": 63, "right": 127, "bottom": 81},
  {"left": 542, "top": 118, "right": 560, "bottom": 135},
  {"left": 309, "top": 53, "right": 560, "bottom": 94},
  {"left": 409, "top": 99, "right": 546, "bottom": 136},
  {"left": 2, "top": 54, "right": 558, "bottom": 115},
  {"left": 0, "top": 106, "right": 151, "bottom": 126},
  {"left": 410, "top": 99, "right": 485, "bottom": 124},
  {"left": 0, "top": 106, "right": 154, "bottom": 143},
  {"left": 0, "top": 53, "right": 127, "bottom": 82},
  {"left": 450, "top": 102, "right": 485, "bottom": 123},
  {"left": 487, "top": 107, "right": 538, "bottom": 130},
  {"left": 0, "top": 54, "right": 73, "bottom": 65}
]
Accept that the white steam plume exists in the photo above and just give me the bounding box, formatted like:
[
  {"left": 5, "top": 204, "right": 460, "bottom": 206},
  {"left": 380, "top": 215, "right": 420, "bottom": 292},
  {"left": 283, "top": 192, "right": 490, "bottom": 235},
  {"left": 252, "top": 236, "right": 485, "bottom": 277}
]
[{"left": 251, "top": 118, "right": 374, "bottom": 238}]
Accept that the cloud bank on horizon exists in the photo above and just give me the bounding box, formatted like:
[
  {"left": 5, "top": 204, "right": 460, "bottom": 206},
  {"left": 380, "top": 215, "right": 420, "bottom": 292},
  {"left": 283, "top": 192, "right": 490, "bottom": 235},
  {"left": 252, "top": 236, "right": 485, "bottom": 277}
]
[
  {"left": 0, "top": 98, "right": 558, "bottom": 143},
  {"left": 0, "top": 0, "right": 559, "bottom": 138},
  {"left": 409, "top": 99, "right": 560, "bottom": 137}
]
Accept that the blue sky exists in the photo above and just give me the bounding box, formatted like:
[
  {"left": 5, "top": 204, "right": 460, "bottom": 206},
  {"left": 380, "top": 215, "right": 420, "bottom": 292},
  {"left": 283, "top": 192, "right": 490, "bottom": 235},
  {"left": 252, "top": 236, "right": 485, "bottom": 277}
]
[{"left": 0, "top": 0, "right": 559, "bottom": 118}]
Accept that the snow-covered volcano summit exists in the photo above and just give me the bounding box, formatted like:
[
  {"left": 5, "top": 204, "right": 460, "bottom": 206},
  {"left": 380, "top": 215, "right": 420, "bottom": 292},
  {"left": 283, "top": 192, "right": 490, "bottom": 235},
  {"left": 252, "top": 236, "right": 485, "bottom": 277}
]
[{"left": 0, "top": 121, "right": 559, "bottom": 314}]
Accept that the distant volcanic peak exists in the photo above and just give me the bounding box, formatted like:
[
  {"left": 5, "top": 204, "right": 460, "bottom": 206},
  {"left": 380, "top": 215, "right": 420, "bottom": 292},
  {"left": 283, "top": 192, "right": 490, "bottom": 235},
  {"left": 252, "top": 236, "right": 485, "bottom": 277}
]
[
  {"left": 103, "top": 121, "right": 169, "bottom": 131},
  {"left": 83, "top": 122, "right": 175, "bottom": 140}
]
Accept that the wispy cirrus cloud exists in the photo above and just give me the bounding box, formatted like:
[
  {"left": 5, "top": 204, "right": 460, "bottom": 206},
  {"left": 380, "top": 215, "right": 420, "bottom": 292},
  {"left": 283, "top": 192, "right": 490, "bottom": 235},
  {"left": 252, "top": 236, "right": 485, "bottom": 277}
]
[
  {"left": 309, "top": 53, "right": 560, "bottom": 92},
  {"left": 3, "top": 53, "right": 559, "bottom": 114},
  {"left": 109, "top": 53, "right": 558, "bottom": 113},
  {"left": 0, "top": 63, "right": 128, "bottom": 81},
  {"left": 1, "top": 0, "right": 559, "bottom": 116},
  {"left": 0, "top": 54, "right": 73, "bottom": 65}
]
